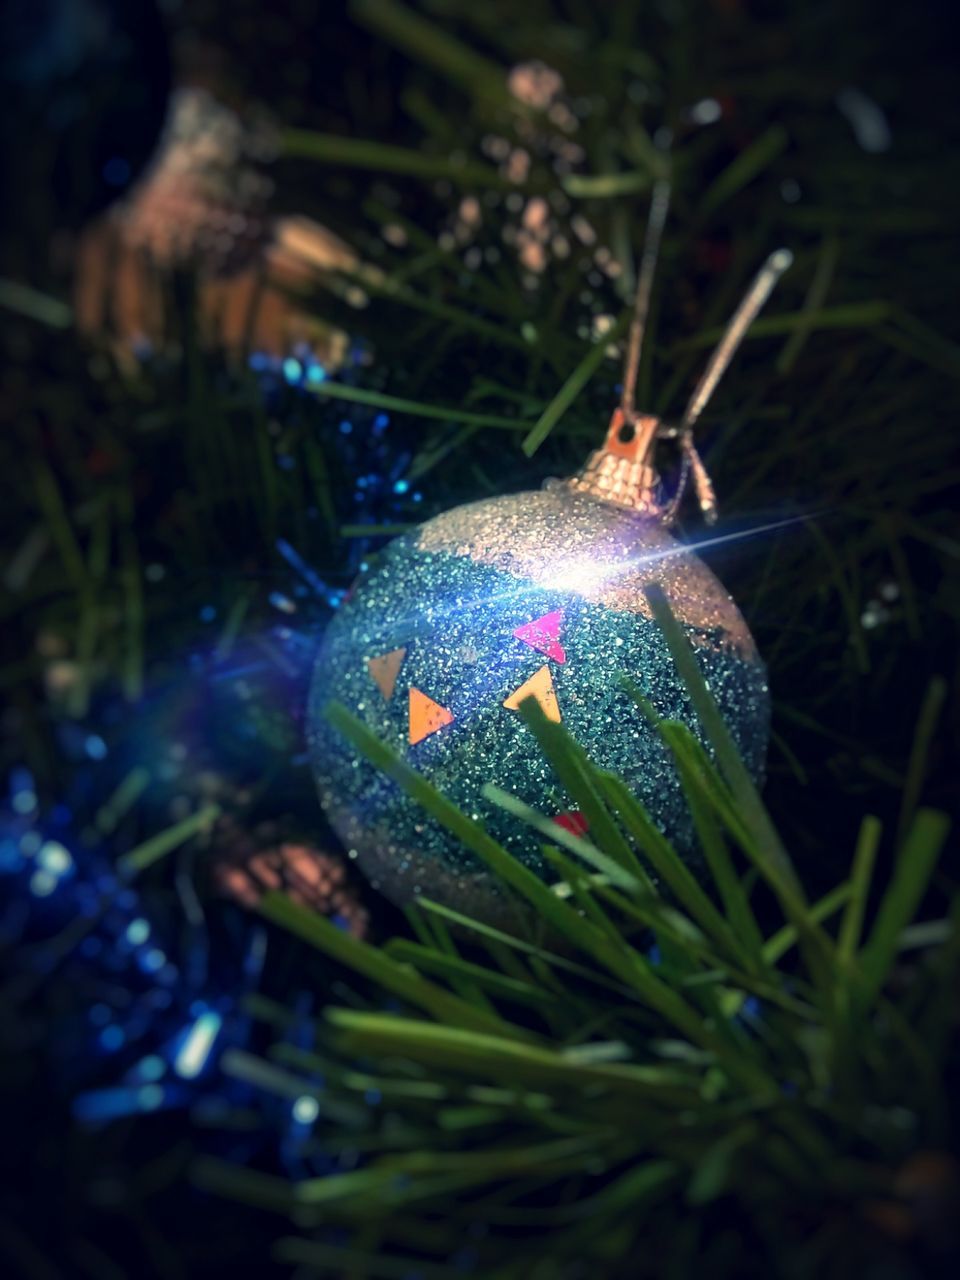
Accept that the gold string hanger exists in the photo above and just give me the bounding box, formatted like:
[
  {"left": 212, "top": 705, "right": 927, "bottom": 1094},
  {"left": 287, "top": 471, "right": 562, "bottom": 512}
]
[{"left": 568, "top": 176, "right": 793, "bottom": 524}]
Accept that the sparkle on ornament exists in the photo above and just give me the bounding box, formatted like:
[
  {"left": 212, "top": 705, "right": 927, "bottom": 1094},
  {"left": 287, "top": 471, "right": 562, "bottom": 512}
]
[{"left": 541, "top": 555, "right": 618, "bottom": 595}]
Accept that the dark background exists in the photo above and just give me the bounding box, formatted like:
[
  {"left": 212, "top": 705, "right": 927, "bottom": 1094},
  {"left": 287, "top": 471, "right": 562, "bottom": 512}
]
[{"left": 1, "top": 1, "right": 958, "bottom": 1277}]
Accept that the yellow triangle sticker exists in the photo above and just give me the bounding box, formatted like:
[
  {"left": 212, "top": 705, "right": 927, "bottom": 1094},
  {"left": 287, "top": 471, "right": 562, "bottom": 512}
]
[
  {"left": 409, "top": 687, "right": 454, "bottom": 745},
  {"left": 367, "top": 647, "right": 406, "bottom": 701},
  {"left": 503, "top": 664, "right": 561, "bottom": 722}
]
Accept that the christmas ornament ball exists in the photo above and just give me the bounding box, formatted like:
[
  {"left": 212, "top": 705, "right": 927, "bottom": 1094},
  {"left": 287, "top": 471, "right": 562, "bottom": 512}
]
[{"left": 308, "top": 480, "right": 769, "bottom": 927}]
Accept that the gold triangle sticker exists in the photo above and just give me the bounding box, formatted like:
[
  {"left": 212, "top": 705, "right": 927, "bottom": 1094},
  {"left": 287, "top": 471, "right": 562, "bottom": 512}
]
[
  {"left": 367, "top": 647, "right": 406, "bottom": 701},
  {"left": 503, "top": 664, "right": 561, "bottom": 722},
  {"left": 409, "top": 687, "right": 454, "bottom": 745}
]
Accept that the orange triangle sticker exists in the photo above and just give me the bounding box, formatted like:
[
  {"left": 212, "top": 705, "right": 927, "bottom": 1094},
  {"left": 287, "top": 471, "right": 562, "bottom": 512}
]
[
  {"left": 367, "top": 647, "right": 406, "bottom": 701},
  {"left": 503, "top": 665, "right": 561, "bottom": 722},
  {"left": 512, "top": 610, "right": 566, "bottom": 663},
  {"left": 409, "top": 687, "right": 454, "bottom": 745}
]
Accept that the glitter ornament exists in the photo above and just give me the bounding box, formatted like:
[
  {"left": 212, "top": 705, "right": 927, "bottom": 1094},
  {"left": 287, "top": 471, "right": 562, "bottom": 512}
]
[{"left": 309, "top": 180, "right": 792, "bottom": 926}]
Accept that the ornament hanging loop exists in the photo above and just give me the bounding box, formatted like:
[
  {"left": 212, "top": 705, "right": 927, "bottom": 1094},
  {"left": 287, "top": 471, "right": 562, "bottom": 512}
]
[
  {"left": 661, "top": 246, "right": 794, "bottom": 522},
  {"left": 566, "top": 176, "right": 673, "bottom": 518},
  {"left": 662, "top": 429, "right": 717, "bottom": 524},
  {"left": 619, "top": 177, "right": 672, "bottom": 431},
  {"left": 567, "top": 169, "right": 792, "bottom": 525}
]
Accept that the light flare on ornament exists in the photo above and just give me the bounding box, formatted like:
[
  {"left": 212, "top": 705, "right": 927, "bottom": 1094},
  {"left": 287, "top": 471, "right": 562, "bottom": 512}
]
[{"left": 540, "top": 555, "right": 619, "bottom": 595}]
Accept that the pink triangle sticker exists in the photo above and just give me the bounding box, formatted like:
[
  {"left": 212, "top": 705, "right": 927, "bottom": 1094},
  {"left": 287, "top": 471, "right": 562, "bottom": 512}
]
[{"left": 512, "top": 610, "right": 566, "bottom": 664}]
